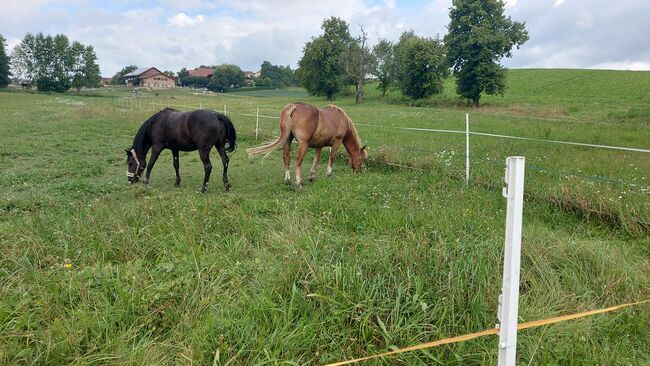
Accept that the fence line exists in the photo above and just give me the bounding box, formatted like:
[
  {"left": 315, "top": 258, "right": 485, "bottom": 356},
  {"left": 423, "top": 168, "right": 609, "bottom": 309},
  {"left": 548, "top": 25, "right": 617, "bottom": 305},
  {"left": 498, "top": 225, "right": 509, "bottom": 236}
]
[{"left": 356, "top": 123, "right": 650, "bottom": 153}]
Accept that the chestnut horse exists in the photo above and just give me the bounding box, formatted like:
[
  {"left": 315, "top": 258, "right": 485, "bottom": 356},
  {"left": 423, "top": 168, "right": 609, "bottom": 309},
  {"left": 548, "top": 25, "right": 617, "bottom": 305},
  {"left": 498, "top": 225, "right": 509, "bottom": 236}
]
[{"left": 246, "top": 103, "right": 367, "bottom": 191}]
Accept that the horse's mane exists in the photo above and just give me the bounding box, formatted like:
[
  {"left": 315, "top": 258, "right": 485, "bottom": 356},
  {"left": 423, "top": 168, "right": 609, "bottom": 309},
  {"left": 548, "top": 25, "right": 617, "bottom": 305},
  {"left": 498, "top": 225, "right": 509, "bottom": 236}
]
[
  {"left": 327, "top": 105, "right": 361, "bottom": 147},
  {"left": 132, "top": 108, "right": 177, "bottom": 153}
]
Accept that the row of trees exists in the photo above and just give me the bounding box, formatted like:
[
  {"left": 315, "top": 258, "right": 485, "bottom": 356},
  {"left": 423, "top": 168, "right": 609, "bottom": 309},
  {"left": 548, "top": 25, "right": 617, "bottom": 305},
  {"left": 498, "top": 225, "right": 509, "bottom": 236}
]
[
  {"left": 9, "top": 33, "right": 100, "bottom": 92},
  {"left": 298, "top": 0, "right": 528, "bottom": 106},
  {"left": 173, "top": 61, "right": 297, "bottom": 91}
]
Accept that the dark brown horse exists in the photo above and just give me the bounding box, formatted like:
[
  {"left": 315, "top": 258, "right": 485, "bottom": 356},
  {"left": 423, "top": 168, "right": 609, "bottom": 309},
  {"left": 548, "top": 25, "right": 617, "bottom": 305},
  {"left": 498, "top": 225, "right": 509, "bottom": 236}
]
[
  {"left": 126, "top": 108, "right": 236, "bottom": 192},
  {"left": 246, "top": 103, "right": 367, "bottom": 191}
]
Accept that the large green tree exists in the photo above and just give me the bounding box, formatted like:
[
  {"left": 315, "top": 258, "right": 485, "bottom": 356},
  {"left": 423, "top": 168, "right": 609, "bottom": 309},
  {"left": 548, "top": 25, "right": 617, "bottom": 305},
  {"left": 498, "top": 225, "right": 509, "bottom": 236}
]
[
  {"left": 445, "top": 0, "right": 528, "bottom": 107},
  {"left": 371, "top": 39, "right": 394, "bottom": 97},
  {"left": 82, "top": 45, "right": 101, "bottom": 89},
  {"left": 257, "top": 61, "right": 296, "bottom": 87},
  {"left": 393, "top": 31, "right": 448, "bottom": 100},
  {"left": 207, "top": 64, "right": 244, "bottom": 92},
  {"left": 0, "top": 35, "right": 10, "bottom": 88},
  {"left": 298, "top": 17, "right": 352, "bottom": 100}
]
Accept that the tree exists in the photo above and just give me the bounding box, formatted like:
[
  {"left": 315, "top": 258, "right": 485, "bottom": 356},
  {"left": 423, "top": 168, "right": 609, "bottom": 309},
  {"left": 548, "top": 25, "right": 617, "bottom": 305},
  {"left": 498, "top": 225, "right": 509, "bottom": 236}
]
[
  {"left": 177, "top": 67, "right": 189, "bottom": 86},
  {"left": 163, "top": 70, "right": 176, "bottom": 78},
  {"left": 207, "top": 64, "right": 244, "bottom": 92},
  {"left": 111, "top": 65, "right": 137, "bottom": 85},
  {"left": 371, "top": 39, "right": 394, "bottom": 97},
  {"left": 341, "top": 25, "right": 374, "bottom": 104},
  {"left": 298, "top": 17, "right": 352, "bottom": 100},
  {"left": 70, "top": 41, "right": 86, "bottom": 93},
  {"left": 393, "top": 31, "right": 448, "bottom": 100},
  {"left": 82, "top": 45, "right": 101, "bottom": 89},
  {"left": 0, "top": 35, "right": 10, "bottom": 88},
  {"left": 34, "top": 34, "right": 73, "bottom": 92},
  {"left": 258, "top": 61, "right": 297, "bottom": 87},
  {"left": 445, "top": 0, "right": 528, "bottom": 107},
  {"left": 11, "top": 33, "right": 37, "bottom": 89},
  {"left": 182, "top": 76, "right": 210, "bottom": 88}
]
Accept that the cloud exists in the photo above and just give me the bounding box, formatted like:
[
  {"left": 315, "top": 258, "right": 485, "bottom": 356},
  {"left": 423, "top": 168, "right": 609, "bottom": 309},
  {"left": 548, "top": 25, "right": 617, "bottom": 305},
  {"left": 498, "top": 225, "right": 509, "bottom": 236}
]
[
  {"left": 2, "top": 0, "right": 649, "bottom": 76},
  {"left": 167, "top": 13, "right": 205, "bottom": 27}
]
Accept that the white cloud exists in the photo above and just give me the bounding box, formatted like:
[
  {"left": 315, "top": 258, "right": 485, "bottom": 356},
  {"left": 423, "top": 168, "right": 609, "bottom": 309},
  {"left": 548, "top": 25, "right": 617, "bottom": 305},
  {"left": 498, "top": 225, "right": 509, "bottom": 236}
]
[
  {"left": 3, "top": 0, "right": 649, "bottom": 75},
  {"left": 167, "top": 13, "right": 205, "bottom": 27}
]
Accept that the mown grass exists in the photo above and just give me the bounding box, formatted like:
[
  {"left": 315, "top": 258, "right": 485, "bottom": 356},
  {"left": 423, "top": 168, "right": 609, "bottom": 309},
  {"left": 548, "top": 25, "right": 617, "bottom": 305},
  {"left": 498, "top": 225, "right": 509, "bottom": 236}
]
[{"left": 1, "top": 69, "right": 649, "bottom": 365}]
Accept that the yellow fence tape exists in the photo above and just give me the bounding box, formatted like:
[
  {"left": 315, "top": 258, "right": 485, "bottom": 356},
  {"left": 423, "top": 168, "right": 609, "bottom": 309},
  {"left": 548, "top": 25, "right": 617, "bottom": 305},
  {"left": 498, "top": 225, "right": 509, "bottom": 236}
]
[{"left": 324, "top": 299, "right": 650, "bottom": 366}]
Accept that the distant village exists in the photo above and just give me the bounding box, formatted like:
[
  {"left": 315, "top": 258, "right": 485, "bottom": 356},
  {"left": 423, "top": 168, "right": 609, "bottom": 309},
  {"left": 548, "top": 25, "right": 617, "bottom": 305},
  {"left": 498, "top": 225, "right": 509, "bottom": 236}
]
[{"left": 102, "top": 66, "right": 261, "bottom": 89}]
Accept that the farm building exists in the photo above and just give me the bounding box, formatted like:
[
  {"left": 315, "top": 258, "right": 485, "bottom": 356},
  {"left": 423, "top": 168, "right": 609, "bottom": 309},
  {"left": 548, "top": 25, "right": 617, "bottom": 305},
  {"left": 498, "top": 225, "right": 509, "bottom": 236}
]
[
  {"left": 124, "top": 67, "right": 176, "bottom": 88},
  {"left": 188, "top": 67, "right": 214, "bottom": 78}
]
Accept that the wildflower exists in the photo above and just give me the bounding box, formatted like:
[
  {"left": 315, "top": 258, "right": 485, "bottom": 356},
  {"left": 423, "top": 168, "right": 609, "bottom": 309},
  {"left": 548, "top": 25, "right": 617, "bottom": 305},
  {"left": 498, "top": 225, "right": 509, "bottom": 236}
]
[{"left": 63, "top": 263, "right": 73, "bottom": 269}]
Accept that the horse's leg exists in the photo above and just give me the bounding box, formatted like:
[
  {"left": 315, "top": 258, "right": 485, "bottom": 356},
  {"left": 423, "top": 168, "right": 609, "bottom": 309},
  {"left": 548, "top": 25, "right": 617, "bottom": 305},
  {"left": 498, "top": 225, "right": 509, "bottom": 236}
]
[
  {"left": 215, "top": 145, "right": 231, "bottom": 191},
  {"left": 172, "top": 149, "right": 181, "bottom": 186},
  {"left": 143, "top": 146, "right": 162, "bottom": 185},
  {"left": 198, "top": 148, "right": 212, "bottom": 193},
  {"left": 308, "top": 147, "right": 322, "bottom": 182},
  {"left": 327, "top": 141, "right": 342, "bottom": 178},
  {"left": 294, "top": 141, "right": 309, "bottom": 191},
  {"left": 283, "top": 136, "right": 293, "bottom": 185}
]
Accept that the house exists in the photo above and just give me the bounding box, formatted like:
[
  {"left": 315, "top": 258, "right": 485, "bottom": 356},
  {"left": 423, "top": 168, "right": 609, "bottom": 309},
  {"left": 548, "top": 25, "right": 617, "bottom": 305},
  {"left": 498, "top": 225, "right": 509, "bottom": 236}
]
[
  {"left": 243, "top": 71, "right": 255, "bottom": 80},
  {"left": 101, "top": 77, "right": 112, "bottom": 86},
  {"left": 124, "top": 67, "right": 176, "bottom": 88},
  {"left": 188, "top": 67, "right": 214, "bottom": 79}
]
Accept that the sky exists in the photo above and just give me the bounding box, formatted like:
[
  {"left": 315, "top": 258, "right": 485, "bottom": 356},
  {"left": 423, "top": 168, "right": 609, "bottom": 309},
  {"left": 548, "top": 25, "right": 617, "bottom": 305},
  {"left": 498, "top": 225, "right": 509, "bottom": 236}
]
[{"left": 2, "top": 0, "right": 649, "bottom": 77}]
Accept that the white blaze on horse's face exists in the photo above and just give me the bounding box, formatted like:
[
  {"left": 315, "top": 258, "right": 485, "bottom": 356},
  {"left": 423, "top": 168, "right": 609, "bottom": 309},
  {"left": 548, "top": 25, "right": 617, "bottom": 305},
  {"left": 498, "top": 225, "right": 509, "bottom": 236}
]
[{"left": 125, "top": 149, "right": 144, "bottom": 183}]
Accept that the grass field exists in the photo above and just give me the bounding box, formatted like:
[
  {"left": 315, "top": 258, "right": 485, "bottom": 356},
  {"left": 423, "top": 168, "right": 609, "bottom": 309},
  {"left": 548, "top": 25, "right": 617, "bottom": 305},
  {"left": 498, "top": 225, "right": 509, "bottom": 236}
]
[{"left": 1, "top": 69, "right": 649, "bottom": 365}]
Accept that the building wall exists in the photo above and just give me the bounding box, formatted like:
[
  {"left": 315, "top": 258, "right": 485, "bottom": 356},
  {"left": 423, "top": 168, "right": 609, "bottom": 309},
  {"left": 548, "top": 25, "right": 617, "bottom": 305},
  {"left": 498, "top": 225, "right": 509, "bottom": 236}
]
[{"left": 141, "top": 74, "right": 176, "bottom": 88}]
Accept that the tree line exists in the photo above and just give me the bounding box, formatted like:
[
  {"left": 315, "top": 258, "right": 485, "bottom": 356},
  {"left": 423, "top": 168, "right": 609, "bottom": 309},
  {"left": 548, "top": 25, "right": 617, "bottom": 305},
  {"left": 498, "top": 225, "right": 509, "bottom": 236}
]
[
  {"left": 298, "top": 0, "right": 528, "bottom": 107},
  {"left": 4, "top": 32, "right": 100, "bottom": 93}
]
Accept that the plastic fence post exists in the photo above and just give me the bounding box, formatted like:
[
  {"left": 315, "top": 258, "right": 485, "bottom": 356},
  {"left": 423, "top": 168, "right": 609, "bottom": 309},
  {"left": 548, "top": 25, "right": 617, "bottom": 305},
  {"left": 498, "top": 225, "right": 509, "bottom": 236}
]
[
  {"left": 466, "top": 113, "right": 470, "bottom": 184},
  {"left": 498, "top": 156, "right": 526, "bottom": 366},
  {"left": 256, "top": 107, "right": 260, "bottom": 141}
]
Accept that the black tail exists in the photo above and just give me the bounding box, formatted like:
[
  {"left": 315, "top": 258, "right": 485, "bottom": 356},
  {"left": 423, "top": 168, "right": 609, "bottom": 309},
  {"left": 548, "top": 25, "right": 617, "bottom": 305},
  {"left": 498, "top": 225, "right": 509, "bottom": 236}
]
[{"left": 220, "top": 114, "right": 237, "bottom": 152}]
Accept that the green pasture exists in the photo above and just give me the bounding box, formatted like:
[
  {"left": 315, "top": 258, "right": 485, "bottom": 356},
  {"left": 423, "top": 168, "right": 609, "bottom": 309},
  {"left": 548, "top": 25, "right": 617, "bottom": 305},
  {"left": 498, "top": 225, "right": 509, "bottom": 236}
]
[{"left": 0, "top": 69, "right": 649, "bottom": 365}]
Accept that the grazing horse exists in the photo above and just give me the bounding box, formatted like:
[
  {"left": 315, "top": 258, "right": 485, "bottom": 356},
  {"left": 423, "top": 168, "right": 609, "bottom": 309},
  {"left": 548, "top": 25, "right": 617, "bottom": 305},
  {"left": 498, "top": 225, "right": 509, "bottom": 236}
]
[
  {"left": 246, "top": 103, "right": 367, "bottom": 191},
  {"left": 125, "top": 108, "right": 237, "bottom": 192}
]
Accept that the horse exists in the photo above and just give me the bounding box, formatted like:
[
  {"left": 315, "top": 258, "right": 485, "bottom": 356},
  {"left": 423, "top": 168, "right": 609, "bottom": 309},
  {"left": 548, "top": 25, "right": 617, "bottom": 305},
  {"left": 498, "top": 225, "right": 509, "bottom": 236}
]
[
  {"left": 246, "top": 103, "right": 367, "bottom": 191},
  {"left": 125, "top": 108, "right": 237, "bottom": 192}
]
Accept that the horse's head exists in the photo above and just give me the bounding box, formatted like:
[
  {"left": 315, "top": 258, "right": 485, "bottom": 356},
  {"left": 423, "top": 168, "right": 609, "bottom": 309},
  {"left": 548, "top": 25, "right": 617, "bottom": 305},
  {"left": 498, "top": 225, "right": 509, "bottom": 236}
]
[
  {"left": 125, "top": 148, "right": 145, "bottom": 183},
  {"left": 350, "top": 145, "right": 368, "bottom": 172}
]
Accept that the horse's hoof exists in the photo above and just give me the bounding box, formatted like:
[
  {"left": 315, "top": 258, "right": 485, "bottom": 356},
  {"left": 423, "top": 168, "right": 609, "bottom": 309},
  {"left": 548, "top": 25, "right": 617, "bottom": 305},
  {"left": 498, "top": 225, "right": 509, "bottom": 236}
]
[
  {"left": 199, "top": 186, "right": 207, "bottom": 193},
  {"left": 224, "top": 182, "right": 232, "bottom": 191},
  {"left": 295, "top": 184, "right": 302, "bottom": 192},
  {"left": 284, "top": 179, "right": 291, "bottom": 186},
  {"left": 309, "top": 176, "right": 315, "bottom": 182}
]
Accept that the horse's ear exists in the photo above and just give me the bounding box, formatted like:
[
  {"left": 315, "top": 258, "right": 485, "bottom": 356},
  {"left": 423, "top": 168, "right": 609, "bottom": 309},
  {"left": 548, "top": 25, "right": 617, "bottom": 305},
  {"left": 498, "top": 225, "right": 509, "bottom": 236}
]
[
  {"left": 361, "top": 145, "right": 367, "bottom": 151},
  {"left": 125, "top": 149, "right": 131, "bottom": 155}
]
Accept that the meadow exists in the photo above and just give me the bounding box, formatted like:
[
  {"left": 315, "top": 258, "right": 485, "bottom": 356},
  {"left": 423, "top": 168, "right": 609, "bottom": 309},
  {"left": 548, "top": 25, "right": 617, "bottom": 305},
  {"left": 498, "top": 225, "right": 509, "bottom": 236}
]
[{"left": 0, "top": 69, "right": 649, "bottom": 365}]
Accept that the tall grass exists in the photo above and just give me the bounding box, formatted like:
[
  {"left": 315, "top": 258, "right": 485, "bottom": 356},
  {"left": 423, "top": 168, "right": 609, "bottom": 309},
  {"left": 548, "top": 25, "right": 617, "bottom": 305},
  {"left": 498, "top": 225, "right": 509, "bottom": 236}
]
[{"left": 1, "top": 69, "right": 649, "bottom": 365}]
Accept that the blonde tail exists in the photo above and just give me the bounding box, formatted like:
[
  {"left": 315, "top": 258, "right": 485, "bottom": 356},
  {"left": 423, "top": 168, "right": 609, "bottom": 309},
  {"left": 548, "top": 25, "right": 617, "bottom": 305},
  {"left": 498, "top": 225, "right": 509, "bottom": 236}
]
[{"left": 246, "top": 103, "right": 296, "bottom": 158}]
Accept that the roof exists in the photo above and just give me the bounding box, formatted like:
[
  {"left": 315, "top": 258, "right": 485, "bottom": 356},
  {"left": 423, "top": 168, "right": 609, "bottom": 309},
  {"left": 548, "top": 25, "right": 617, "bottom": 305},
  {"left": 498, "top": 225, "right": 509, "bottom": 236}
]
[
  {"left": 124, "top": 67, "right": 155, "bottom": 77},
  {"left": 188, "top": 67, "right": 214, "bottom": 78}
]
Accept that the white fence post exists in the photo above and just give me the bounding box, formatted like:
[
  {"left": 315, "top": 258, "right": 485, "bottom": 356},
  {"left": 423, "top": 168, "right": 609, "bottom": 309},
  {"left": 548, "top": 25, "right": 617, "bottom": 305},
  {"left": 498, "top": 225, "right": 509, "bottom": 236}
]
[
  {"left": 497, "top": 156, "right": 526, "bottom": 366},
  {"left": 466, "top": 113, "right": 470, "bottom": 184},
  {"left": 224, "top": 104, "right": 227, "bottom": 116},
  {"left": 255, "top": 107, "right": 260, "bottom": 141}
]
